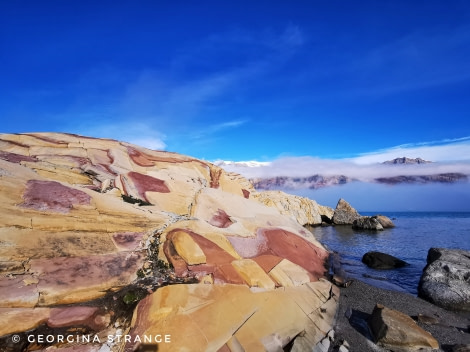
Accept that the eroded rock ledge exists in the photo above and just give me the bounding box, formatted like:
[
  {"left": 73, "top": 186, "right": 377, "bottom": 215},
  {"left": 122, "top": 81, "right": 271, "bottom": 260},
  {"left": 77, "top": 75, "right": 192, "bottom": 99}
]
[{"left": 0, "top": 133, "right": 338, "bottom": 351}]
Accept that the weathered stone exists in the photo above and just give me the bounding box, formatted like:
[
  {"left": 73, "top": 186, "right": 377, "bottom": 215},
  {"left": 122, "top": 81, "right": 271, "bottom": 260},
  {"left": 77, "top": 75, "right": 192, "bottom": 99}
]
[
  {"left": 47, "top": 306, "right": 100, "bottom": 329},
  {"left": 232, "top": 259, "right": 276, "bottom": 290},
  {"left": 332, "top": 199, "right": 360, "bottom": 225},
  {"left": 418, "top": 248, "right": 470, "bottom": 311},
  {"left": 368, "top": 303, "right": 439, "bottom": 351},
  {"left": 170, "top": 230, "right": 207, "bottom": 265},
  {"left": 362, "top": 251, "right": 408, "bottom": 270},
  {"left": 269, "top": 259, "right": 311, "bottom": 287},
  {"left": 352, "top": 216, "right": 384, "bottom": 231},
  {"left": 253, "top": 190, "right": 323, "bottom": 225},
  {"left": 375, "top": 214, "right": 395, "bottom": 228},
  {"left": 0, "top": 132, "right": 335, "bottom": 348},
  {"left": 0, "top": 307, "right": 50, "bottom": 336},
  {"left": 127, "top": 282, "right": 338, "bottom": 352}
]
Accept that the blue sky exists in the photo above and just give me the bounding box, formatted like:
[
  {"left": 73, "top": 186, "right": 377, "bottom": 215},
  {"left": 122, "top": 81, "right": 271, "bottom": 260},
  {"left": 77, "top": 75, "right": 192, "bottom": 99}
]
[{"left": 1, "top": 0, "right": 470, "bottom": 162}]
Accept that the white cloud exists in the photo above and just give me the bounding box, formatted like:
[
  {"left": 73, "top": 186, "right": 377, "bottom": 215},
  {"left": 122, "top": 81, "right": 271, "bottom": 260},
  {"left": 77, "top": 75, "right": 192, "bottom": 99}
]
[
  {"left": 351, "top": 137, "right": 470, "bottom": 164},
  {"left": 219, "top": 138, "right": 470, "bottom": 181},
  {"left": 75, "top": 121, "right": 167, "bottom": 151}
]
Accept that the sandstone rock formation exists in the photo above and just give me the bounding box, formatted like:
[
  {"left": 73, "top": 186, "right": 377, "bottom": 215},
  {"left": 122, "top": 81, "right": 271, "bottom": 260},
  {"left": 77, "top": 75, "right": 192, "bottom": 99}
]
[
  {"left": 252, "top": 190, "right": 324, "bottom": 226},
  {"left": 368, "top": 303, "right": 439, "bottom": 351},
  {"left": 0, "top": 132, "right": 337, "bottom": 351},
  {"left": 332, "top": 198, "right": 360, "bottom": 225},
  {"left": 362, "top": 251, "right": 408, "bottom": 270},
  {"left": 418, "top": 248, "right": 470, "bottom": 311}
]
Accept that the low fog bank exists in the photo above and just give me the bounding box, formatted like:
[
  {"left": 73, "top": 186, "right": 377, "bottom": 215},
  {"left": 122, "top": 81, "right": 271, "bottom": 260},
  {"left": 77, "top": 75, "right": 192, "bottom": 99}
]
[
  {"left": 288, "top": 182, "right": 470, "bottom": 212},
  {"left": 222, "top": 157, "right": 470, "bottom": 181}
]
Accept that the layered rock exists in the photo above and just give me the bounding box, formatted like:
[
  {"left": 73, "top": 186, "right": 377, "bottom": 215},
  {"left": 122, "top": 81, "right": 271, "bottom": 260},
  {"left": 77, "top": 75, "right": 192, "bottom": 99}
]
[
  {"left": 252, "top": 190, "right": 324, "bottom": 225},
  {"left": 418, "top": 248, "right": 470, "bottom": 311},
  {"left": 0, "top": 132, "right": 336, "bottom": 351},
  {"left": 332, "top": 198, "right": 360, "bottom": 225}
]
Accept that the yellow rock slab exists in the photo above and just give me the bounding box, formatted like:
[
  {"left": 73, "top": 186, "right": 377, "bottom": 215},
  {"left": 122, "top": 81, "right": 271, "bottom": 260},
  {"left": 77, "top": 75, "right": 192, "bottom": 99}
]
[
  {"left": 171, "top": 230, "right": 206, "bottom": 265},
  {"left": 0, "top": 227, "right": 118, "bottom": 262},
  {"left": 231, "top": 259, "right": 275, "bottom": 290},
  {"left": 269, "top": 259, "right": 311, "bottom": 287},
  {"left": 128, "top": 282, "right": 338, "bottom": 352},
  {"left": 0, "top": 308, "right": 50, "bottom": 336}
]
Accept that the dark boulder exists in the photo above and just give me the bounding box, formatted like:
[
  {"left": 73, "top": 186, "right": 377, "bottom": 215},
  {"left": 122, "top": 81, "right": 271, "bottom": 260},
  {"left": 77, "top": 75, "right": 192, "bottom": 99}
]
[
  {"left": 418, "top": 248, "right": 470, "bottom": 311},
  {"left": 332, "top": 198, "right": 360, "bottom": 225},
  {"left": 362, "top": 251, "right": 408, "bottom": 269}
]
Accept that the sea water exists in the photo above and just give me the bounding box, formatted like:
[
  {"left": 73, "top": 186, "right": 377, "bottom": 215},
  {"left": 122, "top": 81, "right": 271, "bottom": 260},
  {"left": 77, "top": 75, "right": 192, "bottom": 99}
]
[{"left": 308, "top": 212, "right": 470, "bottom": 295}]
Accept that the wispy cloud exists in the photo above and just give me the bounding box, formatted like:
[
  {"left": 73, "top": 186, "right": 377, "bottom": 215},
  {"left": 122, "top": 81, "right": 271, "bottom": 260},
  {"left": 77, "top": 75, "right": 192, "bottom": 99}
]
[
  {"left": 351, "top": 137, "right": 470, "bottom": 164},
  {"left": 59, "top": 25, "right": 304, "bottom": 148},
  {"left": 191, "top": 119, "right": 249, "bottom": 140}
]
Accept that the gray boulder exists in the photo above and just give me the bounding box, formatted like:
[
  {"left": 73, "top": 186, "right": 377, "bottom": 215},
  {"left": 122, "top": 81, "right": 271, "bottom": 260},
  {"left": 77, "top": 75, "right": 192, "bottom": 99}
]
[
  {"left": 332, "top": 198, "right": 360, "bottom": 225},
  {"left": 362, "top": 251, "right": 408, "bottom": 269},
  {"left": 375, "top": 214, "right": 395, "bottom": 228},
  {"left": 352, "top": 216, "right": 384, "bottom": 231},
  {"left": 418, "top": 248, "right": 470, "bottom": 311}
]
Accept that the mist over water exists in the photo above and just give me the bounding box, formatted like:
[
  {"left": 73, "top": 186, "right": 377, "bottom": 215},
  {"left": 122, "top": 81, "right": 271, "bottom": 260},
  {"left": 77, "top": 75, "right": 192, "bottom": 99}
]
[{"left": 290, "top": 181, "right": 470, "bottom": 212}]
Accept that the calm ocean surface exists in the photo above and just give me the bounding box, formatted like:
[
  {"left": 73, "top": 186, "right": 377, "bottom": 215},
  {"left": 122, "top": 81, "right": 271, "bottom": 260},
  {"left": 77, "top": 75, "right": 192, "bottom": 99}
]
[{"left": 308, "top": 212, "right": 470, "bottom": 295}]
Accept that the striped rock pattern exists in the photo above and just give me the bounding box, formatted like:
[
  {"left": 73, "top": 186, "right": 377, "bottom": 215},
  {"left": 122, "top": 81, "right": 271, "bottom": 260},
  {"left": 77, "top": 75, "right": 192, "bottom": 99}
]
[{"left": 0, "top": 133, "right": 336, "bottom": 351}]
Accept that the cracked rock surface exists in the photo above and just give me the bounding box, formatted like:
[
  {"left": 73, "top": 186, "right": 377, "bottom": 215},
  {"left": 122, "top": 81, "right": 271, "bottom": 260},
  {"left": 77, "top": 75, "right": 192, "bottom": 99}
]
[{"left": 0, "top": 132, "right": 337, "bottom": 351}]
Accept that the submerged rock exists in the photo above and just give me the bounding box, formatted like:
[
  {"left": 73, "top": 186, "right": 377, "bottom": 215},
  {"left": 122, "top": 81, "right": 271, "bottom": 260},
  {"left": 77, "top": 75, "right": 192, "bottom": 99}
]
[
  {"left": 332, "top": 198, "right": 360, "bottom": 225},
  {"left": 418, "top": 248, "right": 470, "bottom": 311},
  {"left": 362, "top": 251, "right": 408, "bottom": 270}
]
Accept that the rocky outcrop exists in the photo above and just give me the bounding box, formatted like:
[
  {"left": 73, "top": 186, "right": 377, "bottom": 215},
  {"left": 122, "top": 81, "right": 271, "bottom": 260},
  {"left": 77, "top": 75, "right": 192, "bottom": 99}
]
[
  {"left": 332, "top": 198, "right": 360, "bottom": 225},
  {"left": 362, "top": 251, "right": 408, "bottom": 270},
  {"left": 368, "top": 303, "right": 439, "bottom": 351},
  {"left": 352, "top": 216, "right": 384, "bottom": 231},
  {"left": 352, "top": 215, "right": 395, "bottom": 230},
  {"left": 418, "top": 248, "right": 470, "bottom": 311},
  {"left": 375, "top": 214, "right": 395, "bottom": 228},
  {"left": 0, "top": 132, "right": 336, "bottom": 351},
  {"left": 252, "top": 190, "right": 323, "bottom": 225}
]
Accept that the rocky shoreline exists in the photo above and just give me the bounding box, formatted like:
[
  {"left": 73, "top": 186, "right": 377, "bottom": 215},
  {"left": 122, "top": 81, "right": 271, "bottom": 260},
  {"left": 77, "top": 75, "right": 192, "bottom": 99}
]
[{"left": 329, "top": 279, "right": 470, "bottom": 352}]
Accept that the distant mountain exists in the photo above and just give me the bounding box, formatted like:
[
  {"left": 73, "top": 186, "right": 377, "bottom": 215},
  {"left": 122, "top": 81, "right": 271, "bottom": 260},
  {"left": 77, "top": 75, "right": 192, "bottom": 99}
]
[
  {"left": 250, "top": 175, "right": 352, "bottom": 190},
  {"left": 214, "top": 160, "right": 271, "bottom": 168},
  {"left": 382, "top": 157, "right": 432, "bottom": 165},
  {"left": 216, "top": 157, "right": 468, "bottom": 191},
  {"left": 375, "top": 173, "right": 467, "bottom": 184}
]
